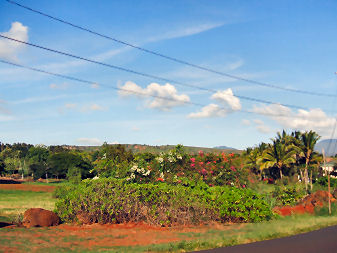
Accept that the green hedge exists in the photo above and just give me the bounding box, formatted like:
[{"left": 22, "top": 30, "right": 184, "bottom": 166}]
[{"left": 54, "top": 178, "right": 273, "bottom": 226}]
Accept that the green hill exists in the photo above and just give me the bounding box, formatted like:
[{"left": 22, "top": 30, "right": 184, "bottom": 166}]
[{"left": 61, "top": 144, "right": 241, "bottom": 154}]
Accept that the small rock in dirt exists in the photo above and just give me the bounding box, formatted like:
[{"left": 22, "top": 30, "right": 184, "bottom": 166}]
[{"left": 22, "top": 208, "right": 60, "bottom": 228}]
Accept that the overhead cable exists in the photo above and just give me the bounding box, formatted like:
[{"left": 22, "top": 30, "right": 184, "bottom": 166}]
[
  {"left": 0, "top": 59, "right": 332, "bottom": 120},
  {"left": 4, "top": 0, "right": 335, "bottom": 98},
  {"left": 0, "top": 34, "right": 323, "bottom": 112}
]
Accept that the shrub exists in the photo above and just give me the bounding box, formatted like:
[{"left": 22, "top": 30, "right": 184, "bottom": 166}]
[
  {"left": 55, "top": 178, "right": 273, "bottom": 226},
  {"left": 210, "top": 186, "right": 273, "bottom": 222},
  {"left": 272, "top": 185, "right": 305, "bottom": 206},
  {"left": 187, "top": 152, "right": 248, "bottom": 187}
]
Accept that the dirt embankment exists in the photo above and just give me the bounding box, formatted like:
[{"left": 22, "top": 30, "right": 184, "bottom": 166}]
[{"left": 273, "top": 190, "right": 336, "bottom": 216}]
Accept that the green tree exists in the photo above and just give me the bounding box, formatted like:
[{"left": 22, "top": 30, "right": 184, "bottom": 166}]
[
  {"left": 27, "top": 146, "right": 50, "bottom": 180},
  {"left": 0, "top": 156, "right": 5, "bottom": 176},
  {"left": 244, "top": 142, "right": 268, "bottom": 178},
  {"left": 299, "top": 130, "right": 321, "bottom": 190},
  {"left": 258, "top": 140, "right": 297, "bottom": 179},
  {"left": 92, "top": 144, "right": 134, "bottom": 177},
  {"left": 48, "top": 152, "right": 92, "bottom": 179}
]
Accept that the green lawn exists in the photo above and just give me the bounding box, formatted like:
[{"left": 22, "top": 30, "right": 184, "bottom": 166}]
[{"left": 0, "top": 187, "right": 56, "bottom": 222}]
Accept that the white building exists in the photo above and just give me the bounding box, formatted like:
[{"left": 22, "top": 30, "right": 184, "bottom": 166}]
[{"left": 321, "top": 162, "right": 337, "bottom": 178}]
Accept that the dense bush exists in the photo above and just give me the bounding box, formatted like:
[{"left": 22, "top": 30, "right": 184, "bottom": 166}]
[
  {"left": 92, "top": 144, "right": 133, "bottom": 178},
  {"left": 55, "top": 178, "right": 273, "bottom": 226},
  {"left": 271, "top": 185, "right": 305, "bottom": 206},
  {"left": 122, "top": 147, "right": 248, "bottom": 188}
]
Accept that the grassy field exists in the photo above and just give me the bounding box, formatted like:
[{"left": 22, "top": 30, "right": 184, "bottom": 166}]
[
  {"left": 1, "top": 182, "right": 337, "bottom": 252},
  {"left": 0, "top": 182, "right": 58, "bottom": 223}
]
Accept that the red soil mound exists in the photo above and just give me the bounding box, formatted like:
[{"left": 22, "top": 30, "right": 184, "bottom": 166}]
[
  {"left": 273, "top": 190, "right": 335, "bottom": 216},
  {"left": 22, "top": 208, "right": 60, "bottom": 228}
]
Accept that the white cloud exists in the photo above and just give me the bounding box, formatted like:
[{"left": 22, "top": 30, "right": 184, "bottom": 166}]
[
  {"left": 85, "top": 104, "right": 104, "bottom": 111},
  {"left": 63, "top": 103, "right": 105, "bottom": 113},
  {"left": 226, "top": 59, "right": 244, "bottom": 71},
  {"left": 0, "top": 99, "right": 13, "bottom": 119},
  {"left": 163, "top": 59, "right": 245, "bottom": 87},
  {"left": 0, "top": 115, "right": 15, "bottom": 122},
  {"left": 253, "top": 119, "right": 264, "bottom": 125},
  {"left": 242, "top": 119, "right": 251, "bottom": 126},
  {"left": 50, "top": 83, "right": 69, "bottom": 90},
  {"left": 147, "top": 22, "right": 224, "bottom": 43},
  {"left": 92, "top": 46, "right": 131, "bottom": 62},
  {"left": 65, "top": 103, "right": 76, "bottom": 109},
  {"left": 0, "top": 99, "right": 9, "bottom": 114},
  {"left": 76, "top": 137, "right": 102, "bottom": 146},
  {"left": 0, "top": 22, "right": 28, "bottom": 61},
  {"left": 188, "top": 104, "right": 228, "bottom": 118},
  {"left": 211, "top": 88, "right": 241, "bottom": 111},
  {"left": 252, "top": 104, "right": 336, "bottom": 137},
  {"left": 256, "top": 124, "right": 271, "bottom": 134},
  {"left": 252, "top": 104, "right": 291, "bottom": 117},
  {"left": 132, "top": 127, "right": 140, "bottom": 132},
  {"left": 188, "top": 88, "right": 241, "bottom": 119},
  {"left": 253, "top": 119, "right": 271, "bottom": 134},
  {"left": 91, "top": 83, "right": 100, "bottom": 89},
  {"left": 118, "top": 81, "right": 190, "bottom": 110},
  {"left": 35, "top": 22, "right": 223, "bottom": 75},
  {"left": 109, "top": 141, "right": 120, "bottom": 145}
]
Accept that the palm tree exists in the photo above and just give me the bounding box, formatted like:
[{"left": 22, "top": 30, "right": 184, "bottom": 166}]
[
  {"left": 300, "top": 131, "right": 321, "bottom": 190},
  {"left": 276, "top": 130, "right": 289, "bottom": 144},
  {"left": 245, "top": 142, "right": 268, "bottom": 179},
  {"left": 257, "top": 139, "right": 297, "bottom": 179},
  {"left": 245, "top": 148, "right": 260, "bottom": 175}
]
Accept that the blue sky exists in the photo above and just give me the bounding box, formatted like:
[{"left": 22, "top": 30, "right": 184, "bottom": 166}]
[{"left": 1, "top": 0, "right": 337, "bottom": 149}]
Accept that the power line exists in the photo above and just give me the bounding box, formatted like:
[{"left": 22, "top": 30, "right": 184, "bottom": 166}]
[
  {"left": 5, "top": 0, "right": 336, "bottom": 98},
  {"left": 0, "top": 59, "right": 204, "bottom": 108},
  {"left": 0, "top": 59, "right": 332, "bottom": 120},
  {"left": 0, "top": 34, "right": 327, "bottom": 112}
]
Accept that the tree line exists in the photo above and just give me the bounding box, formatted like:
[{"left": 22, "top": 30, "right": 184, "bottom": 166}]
[
  {"left": 243, "top": 130, "right": 322, "bottom": 190},
  {"left": 0, "top": 130, "right": 326, "bottom": 189}
]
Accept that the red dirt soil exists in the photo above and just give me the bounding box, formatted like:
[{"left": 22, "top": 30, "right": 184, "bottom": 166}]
[
  {"left": 273, "top": 190, "right": 336, "bottom": 216},
  {"left": 0, "top": 184, "right": 55, "bottom": 192},
  {"left": 1, "top": 222, "right": 241, "bottom": 252}
]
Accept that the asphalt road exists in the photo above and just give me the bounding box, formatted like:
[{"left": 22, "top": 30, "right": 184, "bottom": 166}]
[{"left": 196, "top": 225, "right": 337, "bottom": 253}]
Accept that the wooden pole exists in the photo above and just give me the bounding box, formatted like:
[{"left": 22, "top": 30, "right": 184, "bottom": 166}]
[
  {"left": 322, "top": 149, "right": 331, "bottom": 215},
  {"left": 328, "top": 170, "right": 331, "bottom": 215}
]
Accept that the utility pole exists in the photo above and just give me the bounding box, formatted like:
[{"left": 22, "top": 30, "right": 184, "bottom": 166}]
[{"left": 322, "top": 149, "right": 331, "bottom": 215}]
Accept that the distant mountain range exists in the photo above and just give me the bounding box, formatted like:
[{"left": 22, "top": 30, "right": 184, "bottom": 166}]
[
  {"left": 315, "top": 139, "right": 337, "bottom": 156},
  {"left": 64, "top": 144, "right": 240, "bottom": 154},
  {"left": 213, "top": 146, "right": 237, "bottom": 150}
]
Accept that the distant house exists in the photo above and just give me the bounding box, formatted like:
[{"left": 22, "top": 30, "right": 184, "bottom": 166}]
[{"left": 321, "top": 162, "right": 337, "bottom": 178}]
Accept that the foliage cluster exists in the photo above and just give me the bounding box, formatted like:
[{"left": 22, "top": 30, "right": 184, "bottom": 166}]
[
  {"left": 0, "top": 141, "right": 251, "bottom": 189},
  {"left": 244, "top": 130, "right": 322, "bottom": 191},
  {"left": 0, "top": 142, "right": 93, "bottom": 181},
  {"left": 271, "top": 185, "right": 305, "bottom": 206},
  {"left": 55, "top": 178, "right": 273, "bottom": 226}
]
